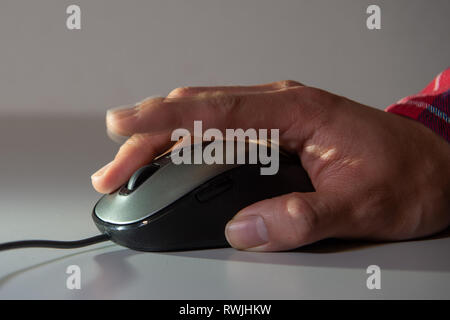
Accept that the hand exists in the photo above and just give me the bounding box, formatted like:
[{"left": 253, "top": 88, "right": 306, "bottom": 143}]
[{"left": 91, "top": 81, "right": 450, "bottom": 251}]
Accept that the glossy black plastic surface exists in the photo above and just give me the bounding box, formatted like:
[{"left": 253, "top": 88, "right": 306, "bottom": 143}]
[{"left": 93, "top": 154, "right": 315, "bottom": 251}]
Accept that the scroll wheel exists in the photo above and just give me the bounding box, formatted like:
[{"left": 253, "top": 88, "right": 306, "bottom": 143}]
[{"left": 127, "top": 164, "right": 159, "bottom": 191}]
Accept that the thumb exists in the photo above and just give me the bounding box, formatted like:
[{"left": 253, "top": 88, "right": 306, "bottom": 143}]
[{"left": 225, "top": 192, "right": 343, "bottom": 251}]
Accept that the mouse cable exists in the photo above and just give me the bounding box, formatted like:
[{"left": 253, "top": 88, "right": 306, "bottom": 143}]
[{"left": 0, "top": 234, "right": 110, "bottom": 252}]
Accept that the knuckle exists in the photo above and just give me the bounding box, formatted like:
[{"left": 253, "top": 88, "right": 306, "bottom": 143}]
[
  {"left": 207, "top": 91, "right": 243, "bottom": 114},
  {"left": 289, "top": 86, "right": 332, "bottom": 125},
  {"left": 284, "top": 193, "right": 319, "bottom": 244},
  {"left": 294, "top": 86, "right": 323, "bottom": 101},
  {"left": 300, "top": 86, "right": 343, "bottom": 110},
  {"left": 277, "top": 80, "right": 302, "bottom": 89},
  {"left": 168, "top": 86, "right": 193, "bottom": 98}
]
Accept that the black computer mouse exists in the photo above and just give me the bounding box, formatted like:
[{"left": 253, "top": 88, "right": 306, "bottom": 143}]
[{"left": 92, "top": 140, "right": 315, "bottom": 251}]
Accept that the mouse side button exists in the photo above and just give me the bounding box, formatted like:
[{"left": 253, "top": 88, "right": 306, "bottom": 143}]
[{"left": 195, "top": 176, "right": 234, "bottom": 202}]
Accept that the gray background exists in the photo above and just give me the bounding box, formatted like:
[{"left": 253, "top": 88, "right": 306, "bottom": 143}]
[
  {"left": 0, "top": 0, "right": 449, "bottom": 116},
  {"left": 0, "top": 0, "right": 449, "bottom": 299}
]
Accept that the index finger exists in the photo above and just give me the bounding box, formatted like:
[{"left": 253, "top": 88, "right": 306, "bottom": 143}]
[{"left": 107, "top": 86, "right": 321, "bottom": 147}]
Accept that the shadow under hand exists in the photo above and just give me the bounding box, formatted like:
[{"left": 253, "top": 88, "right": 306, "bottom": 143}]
[{"left": 159, "top": 227, "right": 450, "bottom": 272}]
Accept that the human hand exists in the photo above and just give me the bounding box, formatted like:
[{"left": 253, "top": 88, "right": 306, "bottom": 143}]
[{"left": 91, "top": 81, "right": 450, "bottom": 251}]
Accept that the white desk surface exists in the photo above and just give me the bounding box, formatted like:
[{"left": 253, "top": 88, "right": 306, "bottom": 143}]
[{"left": 1, "top": 116, "right": 449, "bottom": 299}]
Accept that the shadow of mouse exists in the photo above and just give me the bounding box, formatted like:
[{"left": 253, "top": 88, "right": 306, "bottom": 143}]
[
  {"left": 2, "top": 228, "right": 448, "bottom": 295},
  {"left": 68, "top": 247, "right": 142, "bottom": 299}
]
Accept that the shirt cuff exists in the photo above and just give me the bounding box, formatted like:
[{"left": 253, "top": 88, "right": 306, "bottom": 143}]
[{"left": 386, "top": 68, "right": 450, "bottom": 143}]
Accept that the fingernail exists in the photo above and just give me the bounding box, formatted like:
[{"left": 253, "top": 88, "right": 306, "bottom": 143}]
[
  {"left": 106, "top": 95, "right": 163, "bottom": 120},
  {"left": 134, "top": 95, "right": 162, "bottom": 106},
  {"left": 106, "top": 105, "right": 138, "bottom": 120},
  {"left": 225, "top": 215, "right": 268, "bottom": 249},
  {"left": 106, "top": 128, "right": 129, "bottom": 145},
  {"left": 91, "top": 161, "right": 113, "bottom": 181}
]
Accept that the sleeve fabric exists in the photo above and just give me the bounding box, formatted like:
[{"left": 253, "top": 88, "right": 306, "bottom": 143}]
[{"left": 385, "top": 68, "right": 450, "bottom": 143}]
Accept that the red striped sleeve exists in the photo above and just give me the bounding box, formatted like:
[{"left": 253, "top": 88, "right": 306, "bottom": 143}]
[{"left": 386, "top": 68, "right": 450, "bottom": 143}]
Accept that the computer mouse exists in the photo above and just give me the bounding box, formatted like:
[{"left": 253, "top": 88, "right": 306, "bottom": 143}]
[{"left": 92, "top": 140, "right": 315, "bottom": 251}]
